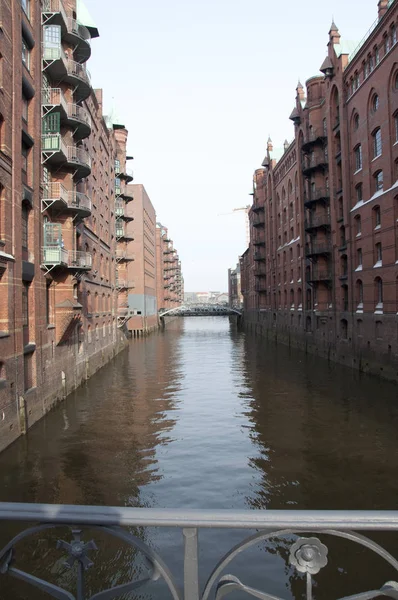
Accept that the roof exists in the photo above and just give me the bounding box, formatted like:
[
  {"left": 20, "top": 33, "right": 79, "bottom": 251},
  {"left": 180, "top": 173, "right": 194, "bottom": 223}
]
[
  {"left": 77, "top": 0, "right": 99, "bottom": 38},
  {"left": 334, "top": 39, "right": 358, "bottom": 58}
]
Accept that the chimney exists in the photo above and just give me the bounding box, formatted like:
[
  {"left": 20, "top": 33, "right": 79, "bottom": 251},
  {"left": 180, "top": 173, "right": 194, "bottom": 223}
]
[{"left": 378, "top": 0, "right": 388, "bottom": 20}]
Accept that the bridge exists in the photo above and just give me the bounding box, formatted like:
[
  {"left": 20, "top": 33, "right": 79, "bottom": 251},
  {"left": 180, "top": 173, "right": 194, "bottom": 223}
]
[{"left": 160, "top": 303, "right": 242, "bottom": 317}]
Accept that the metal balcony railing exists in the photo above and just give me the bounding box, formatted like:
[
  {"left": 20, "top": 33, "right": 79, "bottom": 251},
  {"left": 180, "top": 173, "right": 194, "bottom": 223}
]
[
  {"left": 304, "top": 213, "right": 331, "bottom": 230},
  {"left": 41, "top": 247, "right": 92, "bottom": 269},
  {"left": 116, "top": 280, "right": 135, "bottom": 289},
  {"left": 67, "top": 146, "right": 91, "bottom": 169},
  {"left": 252, "top": 213, "right": 265, "bottom": 227},
  {"left": 42, "top": 0, "right": 68, "bottom": 25},
  {"left": 115, "top": 200, "right": 125, "bottom": 217},
  {"left": 308, "top": 267, "right": 332, "bottom": 282},
  {"left": 301, "top": 153, "right": 328, "bottom": 174},
  {"left": 41, "top": 183, "right": 91, "bottom": 214},
  {"left": 1, "top": 503, "right": 398, "bottom": 600},
  {"left": 66, "top": 58, "right": 91, "bottom": 85},
  {"left": 67, "top": 103, "right": 92, "bottom": 128},
  {"left": 67, "top": 17, "right": 91, "bottom": 43},
  {"left": 301, "top": 128, "right": 327, "bottom": 149},
  {"left": 41, "top": 87, "right": 68, "bottom": 112},
  {"left": 42, "top": 133, "right": 67, "bottom": 155},
  {"left": 305, "top": 242, "right": 332, "bottom": 256},
  {"left": 303, "top": 187, "right": 330, "bottom": 206}
]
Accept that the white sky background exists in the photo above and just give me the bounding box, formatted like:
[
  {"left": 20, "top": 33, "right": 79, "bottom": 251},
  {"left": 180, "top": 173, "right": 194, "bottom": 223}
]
[{"left": 84, "top": 0, "right": 377, "bottom": 292}]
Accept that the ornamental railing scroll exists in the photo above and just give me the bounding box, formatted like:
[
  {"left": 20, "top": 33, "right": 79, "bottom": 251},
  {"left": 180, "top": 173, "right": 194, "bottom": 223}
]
[{"left": 1, "top": 504, "right": 398, "bottom": 600}]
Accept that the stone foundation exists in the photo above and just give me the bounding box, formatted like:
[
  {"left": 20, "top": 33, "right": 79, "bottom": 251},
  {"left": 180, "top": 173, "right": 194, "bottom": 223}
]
[{"left": 243, "top": 310, "right": 398, "bottom": 383}]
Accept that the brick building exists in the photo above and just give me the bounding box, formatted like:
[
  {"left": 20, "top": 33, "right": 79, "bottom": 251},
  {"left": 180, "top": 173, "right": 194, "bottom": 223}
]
[
  {"left": 0, "top": 0, "right": 130, "bottom": 453},
  {"left": 156, "top": 223, "right": 184, "bottom": 312},
  {"left": 228, "top": 262, "right": 243, "bottom": 309},
  {"left": 242, "top": 0, "right": 398, "bottom": 381},
  {"left": 124, "top": 184, "right": 158, "bottom": 335}
]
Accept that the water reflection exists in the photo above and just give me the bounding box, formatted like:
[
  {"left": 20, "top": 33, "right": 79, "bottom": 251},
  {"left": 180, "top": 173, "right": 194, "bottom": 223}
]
[{"left": 0, "top": 318, "right": 397, "bottom": 599}]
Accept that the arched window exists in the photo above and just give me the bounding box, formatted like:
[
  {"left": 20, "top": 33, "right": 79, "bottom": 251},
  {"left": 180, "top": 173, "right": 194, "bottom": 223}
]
[
  {"left": 353, "top": 113, "right": 359, "bottom": 130},
  {"left": 354, "top": 144, "right": 362, "bottom": 171},
  {"left": 375, "top": 277, "right": 383, "bottom": 311},
  {"left": 356, "top": 279, "right": 364, "bottom": 310},
  {"left": 371, "top": 93, "right": 379, "bottom": 113},
  {"left": 373, "top": 205, "right": 381, "bottom": 228},
  {"left": 395, "top": 72, "right": 398, "bottom": 90},
  {"left": 355, "top": 215, "right": 361, "bottom": 236},
  {"left": 374, "top": 170, "right": 383, "bottom": 192},
  {"left": 391, "top": 23, "right": 397, "bottom": 45},
  {"left": 297, "top": 243, "right": 301, "bottom": 258},
  {"left": 340, "top": 319, "right": 348, "bottom": 340},
  {"left": 373, "top": 128, "right": 382, "bottom": 157},
  {"left": 290, "top": 289, "right": 295, "bottom": 307},
  {"left": 297, "top": 288, "right": 302, "bottom": 308},
  {"left": 394, "top": 111, "right": 398, "bottom": 143}
]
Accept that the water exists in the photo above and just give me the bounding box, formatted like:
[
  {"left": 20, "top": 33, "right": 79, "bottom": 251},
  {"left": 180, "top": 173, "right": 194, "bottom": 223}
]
[{"left": 0, "top": 317, "right": 397, "bottom": 599}]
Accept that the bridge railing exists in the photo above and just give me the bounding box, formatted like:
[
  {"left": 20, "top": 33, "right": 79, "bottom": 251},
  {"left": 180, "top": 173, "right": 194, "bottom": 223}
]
[{"left": 1, "top": 503, "right": 398, "bottom": 600}]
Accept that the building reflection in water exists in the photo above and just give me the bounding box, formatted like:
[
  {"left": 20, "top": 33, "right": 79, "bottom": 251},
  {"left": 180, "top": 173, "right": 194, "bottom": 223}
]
[
  {"left": 240, "top": 332, "right": 398, "bottom": 600},
  {"left": 0, "top": 322, "right": 184, "bottom": 599}
]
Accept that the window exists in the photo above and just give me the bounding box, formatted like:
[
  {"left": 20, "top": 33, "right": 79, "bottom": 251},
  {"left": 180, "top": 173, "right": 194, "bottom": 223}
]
[
  {"left": 354, "top": 113, "right": 359, "bottom": 130},
  {"left": 355, "top": 215, "right": 361, "bottom": 236},
  {"left": 22, "top": 95, "right": 28, "bottom": 122},
  {"left": 357, "top": 280, "right": 364, "bottom": 306},
  {"left": 375, "top": 277, "right": 383, "bottom": 308},
  {"left": 21, "top": 0, "right": 30, "bottom": 18},
  {"left": 395, "top": 113, "right": 398, "bottom": 142},
  {"left": 385, "top": 35, "right": 390, "bottom": 54},
  {"left": 21, "top": 142, "right": 29, "bottom": 173},
  {"left": 374, "top": 205, "right": 381, "bottom": 227},
  {"left": 375, "top": 46, "right": 380, "bottom": 65},
  {"left": 114, "top": 158, "right": 120, "bottom": 173},
  {"left": 356, "top": 183, "right": 363, "bottom": 204},
  {"left": 357, "top": 248, "right": 362, "bottom": 269},
  {"left": 372, "top": 94, "right": 379, "bottom": 112},
  {"left": 395, "top": 72, "right": 398, "bottom": 90},
  {"left": 376, "top": 242, "right": 382, "bottom": 263},
  {"left": 21, "top": 204, "right": 29, "bottom": 248},
  {"left": 24, "top": 353, "right": 33, "bottom": 392},
  {"left": 354, "top": 145, "right": 362, "bottom": 171},
  {"left": 374, "top": 170, "right": 383, "bottom": 192},
  {"left": 22, "top": 38, "right": 30, "bottom": 69},
  {"left": 22, "top": 283, "right": 29, "bottom": 327},
  {"left": 373, "top": 128, "right": 382, "bottom": 157},
  {"left": 392, "top": 24, "right": 397, "bottom": 45}
]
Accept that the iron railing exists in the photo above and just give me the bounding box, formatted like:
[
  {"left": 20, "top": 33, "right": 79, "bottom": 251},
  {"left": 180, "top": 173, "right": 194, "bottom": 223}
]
[
  {"left": 67, "top": 103, "right": 92, "bottom": 129},
  {"left": 1, "top": 504, "right": 397, "bottom": 600},
  {"left": 42, "top": 87, "right": 68, "bottom": 112},
  {"left": 41, "top": 247, "right": 92, "bottom": 269},
  {"left": 67, "top": 146, "right": 91, "bottom": 170},
  {"left": 41, "top": 183, "right": 91, "bottom": 214},
  {"left": 67, "top": 17, "right": 91, "bottom": 44},
  {"left": 66, "top": 58, "right": 91, "bottom": 85}
]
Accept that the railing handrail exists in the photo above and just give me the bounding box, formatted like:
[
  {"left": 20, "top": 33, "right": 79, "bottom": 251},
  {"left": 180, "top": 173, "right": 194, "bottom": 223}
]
[
  {"left": 67, "top": 145, "right": 91, "bottom": 168},
  {"left": 67, "top": 17, "right": 91, "bottom": 43},
  {"left": 67, "top": 103, "right": 92, "bottom": 127},
  {"left": 66, "top": 57, "right": 91, "bottom": 83},
  {"left": 42, "top": 181, "right": 68, "bottom": 198}
]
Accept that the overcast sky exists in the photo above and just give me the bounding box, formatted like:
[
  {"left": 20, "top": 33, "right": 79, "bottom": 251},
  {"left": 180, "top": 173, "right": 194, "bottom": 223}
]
[{"left": 84, "top": 0, "right": 378, "bottom": 292}]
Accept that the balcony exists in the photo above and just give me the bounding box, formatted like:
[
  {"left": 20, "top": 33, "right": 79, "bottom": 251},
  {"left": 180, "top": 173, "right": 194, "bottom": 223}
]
[
  {"left": 254, "top": 248, "right": 266, "bottom": 261},
  {"left": 41, "top": 247, "right": 92, "bottom": 270},
  {"left": 255, "top": 281, "right": 267, "bottom": 292},
  {"left": 115, "top": 249, "right": 135, "bottom": 262},
  {"left": 254, "top": 263, "right": 267, "bottom": 277},
  {"left": 302, "top": 153, "right": 328, "bottom": 176},
  {"left": 67, "top": 103, "right": 92, "bottom": 140},
  {"left": 253, "top": 213, "right": 265, "bottom": 228},
  {"left": 64, "top": 18, "right": 91, "bottom": 63},
  {"left": 116, "top": 224, "right": 134, "bottom": 241},
  {"left": 118, "top": 168, "right": 134, "bottom": 183},
  {"left": 304, "top": 212, "right": 331, "bottom": 232},
  {"left": 308, "top": 267, "right": 332, "bottom": 283},
  {"left": 41, "top": 0, "right": 68, "bottom": 29},
  {"left": 41, "top": 135, "right": 91, "bottom": 178},
  {"left": 121, "top": 187, "right": 134, "bottom": 202},
  {"left": 301, "top": 127, "right": 327, "bottom": 151},
  {"left": 303, "top": 187, "right": 330, "bottom": 208},
  {"left": 116, "top": 280, "right": 135, "bottom": 290},
  {"left": 305, "top": 242, "right": 332, "bottom": 257},
  {"left": 41, "top": 183, "right": 91, "bottom": 217},
  {"left": 42, "top": 47, "right": 92, "bottom": 103},
  {"left": 115, "top": 200, "right": 133, "bottom": 221},
  {"left": 42, "top": 88, "right": 92, "bottom": 139},
  {"left": 252, "top": 203, "right": 265, "bottom": 214}
]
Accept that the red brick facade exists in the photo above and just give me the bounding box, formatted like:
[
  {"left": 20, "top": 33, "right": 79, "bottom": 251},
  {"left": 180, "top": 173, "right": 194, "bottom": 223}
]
[
  {"left": 156, "top": 224, "right": 184, "bottom": 312},
  {"left": 0, "top": 0, "right": 130, "bottom": 453},
  {"left": 242, "top": 0, "right": 398, "bottom": 381}
]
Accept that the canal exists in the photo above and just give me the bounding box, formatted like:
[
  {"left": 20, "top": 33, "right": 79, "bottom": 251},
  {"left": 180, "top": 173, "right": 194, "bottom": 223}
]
[{"left": 0, "top": 317, "right": 398, "bottom": 599}]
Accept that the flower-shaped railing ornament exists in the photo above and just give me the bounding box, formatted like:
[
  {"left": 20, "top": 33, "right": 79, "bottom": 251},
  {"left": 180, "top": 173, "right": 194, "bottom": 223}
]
[{"left": 289, "top": 537, "right": 328, "bottom": 575}]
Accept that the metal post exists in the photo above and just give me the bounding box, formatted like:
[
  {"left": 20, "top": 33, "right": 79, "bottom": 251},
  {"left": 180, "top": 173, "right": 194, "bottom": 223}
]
[{"left": 183, "top": 528, "right": 199, "bottom": 600}]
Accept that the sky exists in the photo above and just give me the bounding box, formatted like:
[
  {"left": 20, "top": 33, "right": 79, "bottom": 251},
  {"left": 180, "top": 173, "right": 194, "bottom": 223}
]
[{"left": 83, "top": 0, "right": 378, "bottom": 292}]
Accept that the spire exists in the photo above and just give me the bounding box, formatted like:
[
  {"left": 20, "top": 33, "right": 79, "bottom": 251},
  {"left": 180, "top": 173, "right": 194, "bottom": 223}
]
[
  {"left": 329, "top": 18, "right": 341, "bottom": 44},
  {"left": 296, "top": 80, "right": 305, "bottom": 103},
  {"left": 267, "top": 136, "right": 273, "bottom": 152},
  {"left": 329, "top": 18, "right": 338, "bottom": 33}
]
